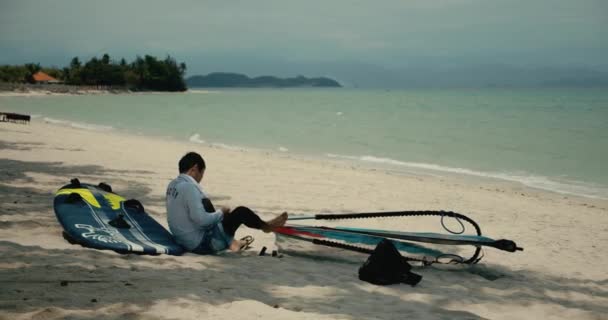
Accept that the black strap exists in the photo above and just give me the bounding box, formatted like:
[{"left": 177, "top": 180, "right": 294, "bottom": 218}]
[
  {"left": 124, "top": 199, "right": 145, "bottom": 213},
  {"left": 109, "top": 214, "right": 131, "bottom": 229},
  {"left": 69, "top": 178, "right": 81, "bottom": 188},
  {"left": 65, "top": 192, "right": 83, "bottom": 204},
  {"left": 98, "top": 182, "right": 113, "bottom": 193}
]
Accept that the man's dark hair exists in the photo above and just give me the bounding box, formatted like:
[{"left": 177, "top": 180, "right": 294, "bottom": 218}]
[{"left": 179, "top": 152, "right": 206, "bottom": 173}]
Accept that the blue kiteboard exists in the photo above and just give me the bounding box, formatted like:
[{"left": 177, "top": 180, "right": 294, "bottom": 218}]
[{"left": 53, "top": 179, "right": 184, "bottom": 255}]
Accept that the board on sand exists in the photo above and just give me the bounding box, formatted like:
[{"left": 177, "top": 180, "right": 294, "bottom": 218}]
[{"left": 53, "top": 179, "right": 184, "bottom": 255}]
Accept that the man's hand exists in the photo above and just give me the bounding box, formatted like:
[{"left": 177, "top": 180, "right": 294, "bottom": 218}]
[{"left": 220, "top": 206, "right": 231, "bottom": 215}]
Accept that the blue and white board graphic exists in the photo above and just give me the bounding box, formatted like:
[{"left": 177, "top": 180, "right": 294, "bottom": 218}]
[{"left": 53, "top": 181, "right": 184, "bottom": 255}]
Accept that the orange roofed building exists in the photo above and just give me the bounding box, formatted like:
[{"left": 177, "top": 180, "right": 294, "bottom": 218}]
[{"left": 32, "top": 71, "right": 60, "bottom": 84}]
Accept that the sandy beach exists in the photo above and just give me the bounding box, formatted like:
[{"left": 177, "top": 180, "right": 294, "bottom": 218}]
[
  {"left": 0, "top": 88, "right": 213, "bottom": 98},
  {"left": 1, "top": 118, "right": 607, "bottom": 320},
  {"left": 0, "top": 83, "right": 130, "bottom": 97}
]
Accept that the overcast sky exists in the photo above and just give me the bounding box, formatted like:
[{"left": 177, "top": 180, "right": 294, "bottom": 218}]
[{"left": 1, "top": 0, "right": 607, "bottom": 86}]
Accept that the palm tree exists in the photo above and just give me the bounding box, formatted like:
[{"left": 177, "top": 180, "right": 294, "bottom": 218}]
[{"left": 24, "top": 63, "right": 41, "bottom": 83}]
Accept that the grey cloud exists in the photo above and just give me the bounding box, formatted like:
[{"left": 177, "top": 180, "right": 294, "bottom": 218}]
[{"left": 1, "top": 0, "right": 607, "bottom": 86}]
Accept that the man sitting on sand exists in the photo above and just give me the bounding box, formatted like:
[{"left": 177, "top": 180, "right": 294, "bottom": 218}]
[{"left": 166, "top": 152, "right": 287, "bottom": 254}]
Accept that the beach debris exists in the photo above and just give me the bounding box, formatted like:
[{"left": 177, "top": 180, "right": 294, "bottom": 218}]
[
  {"left": 259, "top": 246, "right": 267, "bottom": 256},
  {"left": 0, "top": 112, "right": 31, "bottom": 124}
]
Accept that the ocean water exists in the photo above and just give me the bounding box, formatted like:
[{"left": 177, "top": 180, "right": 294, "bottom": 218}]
[{"left": 1, "top": 88, "right": 607, "bottom": 199}]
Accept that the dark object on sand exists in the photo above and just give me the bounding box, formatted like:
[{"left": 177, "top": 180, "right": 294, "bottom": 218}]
[
  {"left": 259, "top": 246, "right": 267, "bottom": 256},
  {"left": 358, "top": 239, "right": 422, "bottom": 286},
  {"left": 0, "top": 112, "right": 31, "bottom": 124},
  {"left": 53, "top": 178, "right": 184, "bottom": 255}
]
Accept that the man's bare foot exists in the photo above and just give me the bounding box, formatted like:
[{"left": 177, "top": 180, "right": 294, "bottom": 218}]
[
  {"left": 229, "top": 236, "right": 254, "bottom": 251},
  {"left": 261, "top": 212, "right": 288, "bottom": 232},
  {"left": 268, "top": 212, "right": 288, "bottom": 227},
  {"left": 229, "top": 240, "right": 242, "bottom": 252}
]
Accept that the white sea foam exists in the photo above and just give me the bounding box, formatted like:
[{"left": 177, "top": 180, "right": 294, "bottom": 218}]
[
  {"left": 43, "top": 117, "right": 113, "bottom": 131},
  {"left": 278, "top": 146, "right": 289, "bottom": 152},
  {"left": 186, "top": 134, "right": 248, "bottom": 151},
  {"left": 43, "top": 117, "right": 68, "bottom": 125},
  {"left": 70, "top": 122, "right": 114, "bottom": 131},
  {"left": 326, "top": 153, "right": 608, "bottom": 199},
  {"left": 186, "top": 89, "right": 219, "bottom": 94},
  {"left": 210, "top": 142, "right": 245, "bottom": 151},
  {"left": 188, "top": 133, "right": 206, "bottom": 144}
]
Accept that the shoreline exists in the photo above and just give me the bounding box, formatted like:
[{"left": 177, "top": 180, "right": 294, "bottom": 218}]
[
  {"left": 0, "top": 83, "right": 129, "bottom": 96},
  {"left": 4, "top": 116, "right": 608, "bottom": 209},
  {"left": 3, "top": 118, "right": 606, "bottom": 237},
  {"left": 3, "top": 109, "right": 606, "bottom": 202},
  {"left": 1, "top": 119, "right": 607, "bottom": 319},
  {"left": 0, "top": 83, "right": 194, "bottom": 97}
]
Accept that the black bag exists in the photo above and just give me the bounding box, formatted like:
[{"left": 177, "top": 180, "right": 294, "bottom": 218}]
[{"left": 358, "top": 239, "right": 422, "bottom": 286}]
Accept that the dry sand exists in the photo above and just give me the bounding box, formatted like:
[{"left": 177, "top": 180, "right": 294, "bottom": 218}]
[{"left": 1, "top": 119, "right": 607, "bottom": 320}]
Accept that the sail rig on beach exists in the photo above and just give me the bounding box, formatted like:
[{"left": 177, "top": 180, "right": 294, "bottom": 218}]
[{"left": 275, "top": 210, "right": 523, "bottom": 265}]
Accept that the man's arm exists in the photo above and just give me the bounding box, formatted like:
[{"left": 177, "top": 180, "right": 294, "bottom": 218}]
[{"left": 182, "top": 185, "right": 223, "bottom": 227}]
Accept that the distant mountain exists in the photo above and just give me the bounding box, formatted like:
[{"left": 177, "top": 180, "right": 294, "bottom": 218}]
[
  {"left": 186, "top": 72, "right": 341, "bottom": 88},
  {"left": 306, "top": 63, "right": 608, "bottom": 89}
]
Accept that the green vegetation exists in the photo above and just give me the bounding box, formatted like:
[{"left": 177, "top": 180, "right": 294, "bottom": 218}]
[
  {"left": 187, "top": 72, "right": 341, "bottom": 88},
  {"left": 0, "top": 63, "right": 45, "bottom": 84},
  {"left": 0, "top": 54, "right": 187, "bottom": 92}
]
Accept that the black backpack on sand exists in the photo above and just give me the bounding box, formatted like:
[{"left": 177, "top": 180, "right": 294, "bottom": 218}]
[{"left": 358, "top": 239, "right": 422, "bottom": 286}]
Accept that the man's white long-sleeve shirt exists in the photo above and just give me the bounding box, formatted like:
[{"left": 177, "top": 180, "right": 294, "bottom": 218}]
[{"left": 166, "top": 174, "right": 223, "bottom": 250}]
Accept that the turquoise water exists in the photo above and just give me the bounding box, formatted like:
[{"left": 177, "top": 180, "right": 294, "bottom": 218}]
[{"left": 1, "top": 88, "right": 607, "bottom": 199}]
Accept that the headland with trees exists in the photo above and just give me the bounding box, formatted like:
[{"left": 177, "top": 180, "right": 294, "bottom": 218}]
[{"left": 0, "top": 54, "right": 188, "bottom": 92}]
